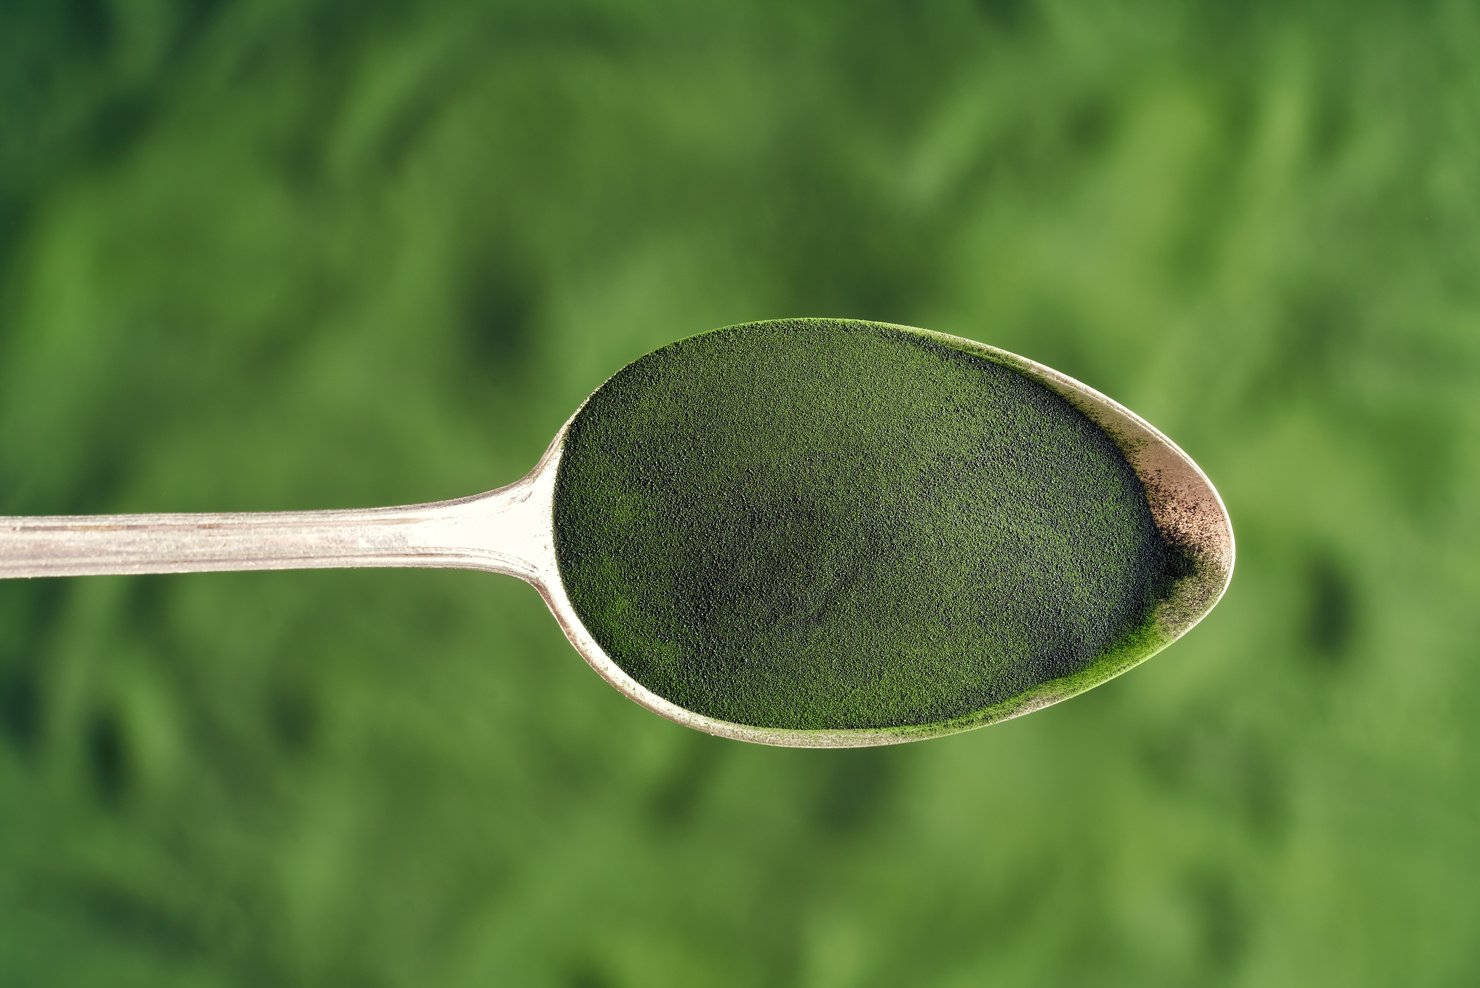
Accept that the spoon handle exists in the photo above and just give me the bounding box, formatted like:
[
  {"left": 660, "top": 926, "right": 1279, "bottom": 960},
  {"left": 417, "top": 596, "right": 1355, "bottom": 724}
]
[{"left": 0, "top": 480, "right": 550, "bottom": 583}]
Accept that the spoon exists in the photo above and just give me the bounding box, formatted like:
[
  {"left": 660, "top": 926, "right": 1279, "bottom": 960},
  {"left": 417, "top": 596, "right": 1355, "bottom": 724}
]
[{"left": 0, "top": 319, "right": 1233, "bottom": 747}]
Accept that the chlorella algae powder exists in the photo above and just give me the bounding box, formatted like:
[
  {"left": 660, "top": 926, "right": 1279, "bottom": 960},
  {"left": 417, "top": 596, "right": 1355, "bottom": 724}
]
[{"left": 552, "top": 319, "right": 1182, "bottom": 732}]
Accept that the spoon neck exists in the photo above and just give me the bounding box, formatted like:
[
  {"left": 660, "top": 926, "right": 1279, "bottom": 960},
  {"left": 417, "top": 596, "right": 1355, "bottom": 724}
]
[{"left": 0, "top": 477, "right": 554, "bottom": 583}]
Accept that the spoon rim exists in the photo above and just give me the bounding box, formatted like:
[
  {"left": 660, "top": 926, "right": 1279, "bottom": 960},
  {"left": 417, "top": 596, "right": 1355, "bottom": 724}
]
[{"left": 531, "top": 318, "right": 1234, "bottom": 748}]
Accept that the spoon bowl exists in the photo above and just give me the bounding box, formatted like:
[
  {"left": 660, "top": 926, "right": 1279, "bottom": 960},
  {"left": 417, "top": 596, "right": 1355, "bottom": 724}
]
[{"left": 0, "top": 319, "right": 1233, "bottom": 747}]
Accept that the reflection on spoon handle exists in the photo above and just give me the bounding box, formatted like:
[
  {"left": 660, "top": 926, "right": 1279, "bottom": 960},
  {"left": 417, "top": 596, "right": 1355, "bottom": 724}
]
[{"left": 0, "top": 479, "right": 551, "bottom": 583}]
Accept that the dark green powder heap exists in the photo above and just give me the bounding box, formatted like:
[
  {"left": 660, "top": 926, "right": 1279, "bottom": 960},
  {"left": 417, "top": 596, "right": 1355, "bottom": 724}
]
[{"left": 553, "top": 319, "right": 1180, "bottom": 732}]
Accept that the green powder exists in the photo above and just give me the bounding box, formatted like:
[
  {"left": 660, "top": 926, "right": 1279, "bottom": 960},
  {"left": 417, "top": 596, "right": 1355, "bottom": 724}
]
[{"left": 552, "top": 319, "right": 1182, "bottom": 732}]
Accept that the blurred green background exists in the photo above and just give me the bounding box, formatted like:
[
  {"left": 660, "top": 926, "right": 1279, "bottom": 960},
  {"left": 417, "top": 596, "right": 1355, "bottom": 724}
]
[{"left": 2, "top": 1, "right": 1477, "bottom": 984}]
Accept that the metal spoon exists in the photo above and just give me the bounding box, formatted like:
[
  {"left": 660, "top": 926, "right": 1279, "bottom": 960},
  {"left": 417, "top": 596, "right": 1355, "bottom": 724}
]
[{"left": 0, "top": 321, "right": 1233, "bottom": 747}]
